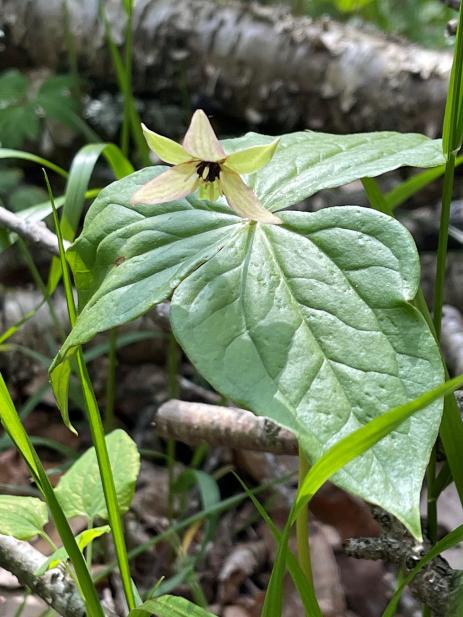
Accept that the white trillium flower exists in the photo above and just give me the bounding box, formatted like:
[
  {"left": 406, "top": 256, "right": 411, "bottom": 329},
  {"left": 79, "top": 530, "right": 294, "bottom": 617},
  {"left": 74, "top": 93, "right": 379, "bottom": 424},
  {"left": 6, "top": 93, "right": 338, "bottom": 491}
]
[{"left": 131, "top": 109, "right": 281, "bottom": 224}]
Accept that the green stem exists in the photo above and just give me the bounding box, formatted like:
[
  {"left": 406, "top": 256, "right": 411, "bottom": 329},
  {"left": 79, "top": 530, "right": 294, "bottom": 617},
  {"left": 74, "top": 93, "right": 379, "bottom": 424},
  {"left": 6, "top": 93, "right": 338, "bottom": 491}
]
[
  {"left": 75, "top": 346, "right": 136, "bottom": 610},
  {"left": 86, "top": 519, "right": 94, "bottom": 569},
  {"left": 433, "top": 152, "right": 456, "bottom": 340},
  {"left": 121, "top": 3, "right": 133, "bottom": 156},
  {"left": 104, "top": 328, "right": 118, "bottom": 432},
  {"left": 167, "top": 333, "right": 179, "bottom": 519},
  {"left": 426, "top": 448, "right": 438, "bottom": 545},
  {"left": 296, "top": 446, "right": 313, "bottom": 588}
]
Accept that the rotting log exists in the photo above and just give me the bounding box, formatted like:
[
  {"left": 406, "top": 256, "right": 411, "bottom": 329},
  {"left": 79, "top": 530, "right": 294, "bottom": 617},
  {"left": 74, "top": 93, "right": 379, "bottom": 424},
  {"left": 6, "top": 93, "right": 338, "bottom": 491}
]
[{"left": 0, "top": 0, "right": 452, "bottom": 135}]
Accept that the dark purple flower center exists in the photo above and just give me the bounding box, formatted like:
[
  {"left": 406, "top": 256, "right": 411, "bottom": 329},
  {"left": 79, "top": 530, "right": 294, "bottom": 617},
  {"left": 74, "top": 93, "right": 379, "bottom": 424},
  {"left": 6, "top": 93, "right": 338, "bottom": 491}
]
[{"left": 196, "top": 161, "right": 221, "bottom": 183}]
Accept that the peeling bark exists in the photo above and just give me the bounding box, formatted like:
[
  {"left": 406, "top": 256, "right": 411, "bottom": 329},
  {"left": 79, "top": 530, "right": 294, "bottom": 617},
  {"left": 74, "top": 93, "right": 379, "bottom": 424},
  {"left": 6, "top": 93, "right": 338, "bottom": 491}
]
[
  {"left": 0, "top": 534, "right": 85, "bottom": 617},
  {"left": 0, "top": 0, "right": 452, "bottom": 134}
]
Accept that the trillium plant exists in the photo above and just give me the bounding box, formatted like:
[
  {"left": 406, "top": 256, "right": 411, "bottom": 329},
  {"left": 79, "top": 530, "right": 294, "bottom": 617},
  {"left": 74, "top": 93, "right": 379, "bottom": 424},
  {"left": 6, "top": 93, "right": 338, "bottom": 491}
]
[
  {"left": 5, "top": 103, "right": 463, "bottom": 617},
  {"left": 49, "top": 106, "right": 451, "bottom": 537}
]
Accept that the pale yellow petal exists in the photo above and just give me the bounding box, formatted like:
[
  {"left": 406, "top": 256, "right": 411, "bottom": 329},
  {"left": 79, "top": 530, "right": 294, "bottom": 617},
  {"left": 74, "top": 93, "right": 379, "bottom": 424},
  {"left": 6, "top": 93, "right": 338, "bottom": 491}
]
[
  {"left": 141, "top": 123, "right": 192, "bottom": 165},
  {"left": 220, "top": 169, "right": 282, "bottom": 224},
  {"left": 224, "top": 138, "right": 280, "bottom": 174},
  {"left": 131, "top": 163, "right": 199, "bottom": 205},
  {"left": 182, "top": 110, "right": 226, "bottom": 162}
]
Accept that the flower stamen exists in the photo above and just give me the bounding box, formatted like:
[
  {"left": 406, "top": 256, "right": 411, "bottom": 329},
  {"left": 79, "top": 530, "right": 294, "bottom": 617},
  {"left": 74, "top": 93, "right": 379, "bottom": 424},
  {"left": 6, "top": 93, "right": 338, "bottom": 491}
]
[{"left": 196, "top": 161, "right": 222, "bottom": 183}]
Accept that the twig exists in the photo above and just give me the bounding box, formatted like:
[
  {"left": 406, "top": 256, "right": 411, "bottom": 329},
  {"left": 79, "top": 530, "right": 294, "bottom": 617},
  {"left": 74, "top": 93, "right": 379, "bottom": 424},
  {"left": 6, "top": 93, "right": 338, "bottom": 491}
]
[
  {"left": 343, "top": 508, "right": 462, "bottom": 617},
  {"left": 0, "top": 205, "right": 70, "bottom": 256},
  {"left": 154, "top": 400, "right": 298, "bottom": 454},
  {"left": 0, "top": 534, "right": 85, "bottom": 617}
]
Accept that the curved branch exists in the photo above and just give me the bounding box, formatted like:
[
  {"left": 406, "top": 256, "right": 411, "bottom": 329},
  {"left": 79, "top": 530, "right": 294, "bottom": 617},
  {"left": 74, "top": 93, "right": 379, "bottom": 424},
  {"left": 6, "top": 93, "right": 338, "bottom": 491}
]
[{"left": 0, "top": 534, "right": 85, "bottom": 617}]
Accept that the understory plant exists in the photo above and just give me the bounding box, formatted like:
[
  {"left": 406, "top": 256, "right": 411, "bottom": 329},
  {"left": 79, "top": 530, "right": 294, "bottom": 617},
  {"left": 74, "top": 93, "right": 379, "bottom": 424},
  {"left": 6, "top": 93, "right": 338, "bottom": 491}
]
[{"left": 2, "top": 5, "right": 463, "bottom": 617}]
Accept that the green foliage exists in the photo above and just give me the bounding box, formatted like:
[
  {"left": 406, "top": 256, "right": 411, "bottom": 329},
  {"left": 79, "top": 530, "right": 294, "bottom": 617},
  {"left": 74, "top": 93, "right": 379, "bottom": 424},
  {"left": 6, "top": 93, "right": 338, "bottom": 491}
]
[
  {"left": 0, "top": 375, "right": 105, "bottom": 616},
  {"left": 302, "top": 0, "right": 454, "bottom": 48},
  {"left": 171, "top": 206, "right": 442, "bottom": 535},
  {"left": 35, "top": 526, "right": 110, "bottom": 576},
  {"left": 0, "top": 495, "right": 48, "bottom": 540},
  {"left": 49, "top": 129, "right": 445, "bottom": 533},
  {"left": 129, "top": 595, "right": 218, "bottom": 617},
  {"left": 0, "top": 70, "right": 95, "bottom": 148},
  {"left": 55, "top": 429, "right": 140, "bottom": 521}
]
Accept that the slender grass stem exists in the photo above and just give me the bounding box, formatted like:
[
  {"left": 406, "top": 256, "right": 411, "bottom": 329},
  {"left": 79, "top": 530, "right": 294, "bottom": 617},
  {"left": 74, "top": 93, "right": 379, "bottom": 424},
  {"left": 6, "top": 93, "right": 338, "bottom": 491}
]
[
  {"left": 167, "top": 333, "right": 180, "bottom": 520},
  {"left": 17, "top": 239, "right": 65, "bottom": 342},
  {"left": 104, "top": 328, "right": 118, "bottom": 432},
  {"left": 433, "top": 152, "right": 456, "bottom": 340},
  {"left": 121, "top": 4, "right": 133, "bottom": 156},
  {"left": 296, "top": 446, "right": 313, "bottom": 589},
  {"left": 426, "top": 447, "right": 438, "bottom": 545}
]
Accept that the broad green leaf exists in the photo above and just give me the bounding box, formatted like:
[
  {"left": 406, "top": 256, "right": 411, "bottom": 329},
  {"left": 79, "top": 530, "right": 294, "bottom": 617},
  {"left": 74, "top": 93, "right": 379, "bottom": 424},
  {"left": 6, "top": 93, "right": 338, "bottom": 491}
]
[
  {"left": 49, "top": 162, "right": 444, "bottom": 532},
  {"left": 129, "top": 595, "right": 217, "bottom": 617},
  {"left": 0, "top": 495, "right": 48, "bottom": 540},
  {"left": 0, "top": 149, "right": 68, "bottom": 178},
  {"left": 35, "top": 525, "right": 110, "bottom": 576},
  {"left": 55, "top": 430, "right": 140, "bottom": 520},
  {"left": 170, "top": 208, "right": 444, "bottom": 534},
  {"left": 223, "top": 131, "right": 445, "bottom": 212}
]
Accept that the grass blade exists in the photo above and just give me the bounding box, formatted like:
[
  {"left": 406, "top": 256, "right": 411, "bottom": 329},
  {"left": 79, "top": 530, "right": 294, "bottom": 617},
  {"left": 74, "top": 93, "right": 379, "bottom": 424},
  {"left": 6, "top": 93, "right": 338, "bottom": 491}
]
[
  {"left": 0, "top": 149, "right": 68, "bottom": 177},
  {"left": 234, "top": 473, "right": 323, "bottom": 617}
]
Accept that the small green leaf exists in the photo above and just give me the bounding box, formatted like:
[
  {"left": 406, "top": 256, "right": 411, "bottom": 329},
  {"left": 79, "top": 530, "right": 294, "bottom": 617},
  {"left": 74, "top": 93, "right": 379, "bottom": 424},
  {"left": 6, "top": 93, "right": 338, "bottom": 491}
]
[
  {"left": 0, "top": 495, "right": 48, "bottom": 540},
  {"left": 35, "top": 525, "right": 110, "bottom": 576},
  {"left": 129, "top": 595, "right": 218, "bottom": 617},
  {"left": 55, "top": 430, "right": 140, "bottom": 520}
]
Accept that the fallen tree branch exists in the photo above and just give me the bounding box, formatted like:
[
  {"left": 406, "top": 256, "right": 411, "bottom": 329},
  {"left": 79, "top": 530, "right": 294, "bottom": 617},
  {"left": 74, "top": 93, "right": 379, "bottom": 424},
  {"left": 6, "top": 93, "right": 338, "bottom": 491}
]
[
  {"left": 154, "top": 400, "right": 298, "bottom": 455},
  {"left": 0, "top": 0, "right": 452, "bottom": 135},
  {"left": 0, "top": 534, "right": 85, "bottom": 617},
  {"left": 155, "top": 396, "right": 463, "bottom": 456},
  {"left": 0, "top": 206, "right": 70, "bottom": 256},
  {"left": 344, "top": 507, "right": 462, "bottom": 617}
]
